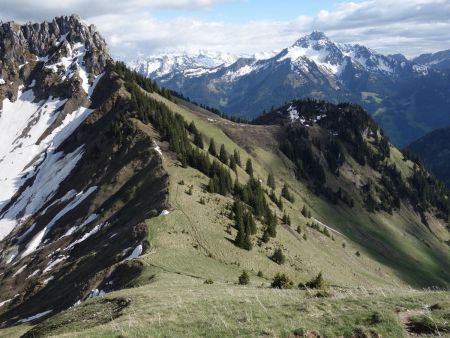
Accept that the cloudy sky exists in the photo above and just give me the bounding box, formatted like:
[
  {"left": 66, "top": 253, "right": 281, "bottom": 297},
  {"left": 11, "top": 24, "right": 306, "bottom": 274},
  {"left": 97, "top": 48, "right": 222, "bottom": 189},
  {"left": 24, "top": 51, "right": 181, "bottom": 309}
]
[{"left": 0, "top": 0, "right": 449, "bottom": 60}]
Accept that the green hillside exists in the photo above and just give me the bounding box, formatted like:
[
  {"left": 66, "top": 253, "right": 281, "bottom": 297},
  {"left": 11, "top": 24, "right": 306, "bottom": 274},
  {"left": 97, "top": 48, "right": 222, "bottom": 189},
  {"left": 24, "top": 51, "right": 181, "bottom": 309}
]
[{"left": 1, "top": 64, "right": 449, "bottom": 338}]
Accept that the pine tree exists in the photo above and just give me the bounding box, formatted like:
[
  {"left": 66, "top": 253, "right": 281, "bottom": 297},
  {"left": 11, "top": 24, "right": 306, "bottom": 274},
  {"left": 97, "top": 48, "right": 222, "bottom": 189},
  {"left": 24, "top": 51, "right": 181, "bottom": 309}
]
[
  {"left": 262, "top": 228, "right": 270, "bottom": 243},
  {"left": 271, "top": 273, "right": 293, "bottom": 289},
  {"left": 219, "top": 144, "right": 229, "bottom": 165},
  {"left": 282, "top": 213, "right": 291, "bottom": 225},
  {"left": 235, "top": 227, "right": 245, "bottom": 248},
  {"left": 208, "top": 139, "right": 217, "bottom": 157},
  {"left": 238, "top": 270, "right": 250, "bottom": 285},
  {"left": 245, "top": 159, "right": 253, "bottom": 177},
  {"left": 245, "top": 212, "right": 257, "bottom": 235},
  {"left": 271, "top": 248, "right": 285, "bottom": 265},
  {"left": 282, "top": 184, "right": 294, "bottom": 202},
  {"left": 301, "top": 205, "right": 310, "bottom": 218},
  {"left": 233, "top": 149, "right": 242, "bottom": 166},
  {"left": 194, "top": 133, "right": 204, "bottom": 149},
  {"left": 229, "top": 156, "right": 237, "bottom": 172},
  {"left": 188, "top": 121, "right": 198, "bottom": 135},
  {"left": 267, "top": 173, "right": 276, "bottom": 189},
  {"left": 242, "top": 232, "right": 252, "bottom": 250}
]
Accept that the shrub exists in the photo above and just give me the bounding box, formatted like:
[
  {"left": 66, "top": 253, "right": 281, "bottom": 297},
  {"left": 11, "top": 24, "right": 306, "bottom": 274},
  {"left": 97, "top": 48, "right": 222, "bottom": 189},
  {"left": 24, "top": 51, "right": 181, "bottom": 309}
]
[
  {"left": 257, "top": 270, "right": 264, "bottom": 278},
  {"left": 238, "top": 271, "right": 250, "bottom": 285},
  {"left": 271, "top": 248, "right": 285, "bottom": 265},
  {"left": 204, "top": 279, "right": 214, "bottom": 284},
  {"left": 299, "top": 272, "right": 326, "bottom": 290},
  {"left": 271, "top": 273, "right": 293, "bottom": 289},
  {"left": 369, "top": 311, "right": 383, "bottom": 325}
]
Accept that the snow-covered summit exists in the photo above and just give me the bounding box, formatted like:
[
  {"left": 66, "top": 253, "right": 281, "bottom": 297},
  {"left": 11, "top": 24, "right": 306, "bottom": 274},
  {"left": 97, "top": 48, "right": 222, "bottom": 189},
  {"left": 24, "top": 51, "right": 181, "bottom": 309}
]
[
  {"left": 129, "top": 51, "right": 239, "bottom": 79},
  {"left": 276, "top": 31, "right": 401, "bottom": 76}
]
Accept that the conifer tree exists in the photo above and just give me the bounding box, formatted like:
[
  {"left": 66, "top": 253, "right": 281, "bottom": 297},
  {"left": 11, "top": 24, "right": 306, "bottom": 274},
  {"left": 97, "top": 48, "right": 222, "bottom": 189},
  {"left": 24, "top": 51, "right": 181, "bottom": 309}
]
[
  {"left": 242, "top": 232, "right": 252, "bottom": 250},
  {"left": 229, "top": 156, "right": 237, "bottom": 172},
  {"left": 245, "top": 159, "right": 253, "bottom": 176},
  {"left": 271, "top": 248, "right": 285, "bottom": 265},
  {"left": 194, "top": 133, "right": 204, "bottom": 149},
  {"left": 219, "top": 144, "right": 229, "bottom": 165},
  {"left": 208, "top": 139, "right": 217, "bottom": 157},
  {"left": 301, "top": 205, "right": 310, "bottom": 218},
  {"left": 282, "top": 184, "right": 294, "bottom": 202},
  {"left": 233, "top": 149, "right": 242, "bottom": 166},
  {"left": 267, "top": 173, "right": 276, "bottom": 189},
  {"left": 188, "top": 121, "right": 198, "bottom": 135},
  {"left": 245, "top": 212, "right": 257, "bottom": 235},
  {"left": 238, "top": 270, "right": 250, "bottom": 285}
]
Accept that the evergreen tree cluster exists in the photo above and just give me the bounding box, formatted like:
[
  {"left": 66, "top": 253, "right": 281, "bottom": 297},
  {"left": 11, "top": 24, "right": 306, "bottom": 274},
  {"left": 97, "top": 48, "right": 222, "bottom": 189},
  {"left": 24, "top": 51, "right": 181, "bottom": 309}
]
[
  {"left": 281, "top": 184, "right": 295, "bottom": 203},
  {"left": 298, "top": 272, "right": 326, "bottom": 290},
  {"left": 268, "top": 190, "right": 283, "bottom": 210},
  {"left": 306, "top": 222, "right": 331, "bottom": 238},
  {"left": 408, "top": 165, "right": 450, "bottom": 220},
  {"left": 115, "top": 64, "right": 286, "bottom": 252},
  {"left": 324, "top": 139, "right": 345, "bottom": 175},
  {"left": 281, "top": 125, "right": 326, "bottom": 191},
  {"left": 233, "top": 178, "right": 278, "bottom": 244},
  {"left": 301, "top": 205, "right": 311, "bottom": 218},
  {"left": 233, "top": 199, "right": 257, "bottom": 250}
]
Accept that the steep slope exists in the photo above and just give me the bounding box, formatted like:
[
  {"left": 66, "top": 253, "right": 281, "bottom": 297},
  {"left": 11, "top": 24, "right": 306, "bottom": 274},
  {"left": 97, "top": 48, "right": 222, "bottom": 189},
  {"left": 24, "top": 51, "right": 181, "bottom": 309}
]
[
  {"left": 132, "top": 32, "right": 450, "bottom": 147},
  {"left": 408, "top": 127, "right": 450, "bottom": 188},
  {"left": 0, "top": 16, "right": 168, "bottom": 325},
  {"left": 4, "top": 75, "right": 449, "bottom": 337}
]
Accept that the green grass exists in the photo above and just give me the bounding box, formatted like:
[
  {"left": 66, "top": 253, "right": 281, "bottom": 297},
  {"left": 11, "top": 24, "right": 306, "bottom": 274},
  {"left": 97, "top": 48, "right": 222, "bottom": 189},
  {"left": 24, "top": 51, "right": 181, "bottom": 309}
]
[{"left": 14, "top": 272, "right": 450, "bottom": 337}]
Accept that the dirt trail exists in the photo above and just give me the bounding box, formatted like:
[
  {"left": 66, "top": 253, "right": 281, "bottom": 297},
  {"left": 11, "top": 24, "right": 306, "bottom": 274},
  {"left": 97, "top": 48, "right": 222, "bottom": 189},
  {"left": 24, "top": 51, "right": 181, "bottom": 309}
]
[{"left": 398, "top": 309, "right": 431, "bottom": 338}]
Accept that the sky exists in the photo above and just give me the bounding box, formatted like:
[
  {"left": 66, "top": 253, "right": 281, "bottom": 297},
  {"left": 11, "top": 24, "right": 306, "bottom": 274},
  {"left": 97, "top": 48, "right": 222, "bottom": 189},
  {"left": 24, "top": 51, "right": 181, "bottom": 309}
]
[{"left": 0, "top": 0, "right": 449, "bottom": 60}]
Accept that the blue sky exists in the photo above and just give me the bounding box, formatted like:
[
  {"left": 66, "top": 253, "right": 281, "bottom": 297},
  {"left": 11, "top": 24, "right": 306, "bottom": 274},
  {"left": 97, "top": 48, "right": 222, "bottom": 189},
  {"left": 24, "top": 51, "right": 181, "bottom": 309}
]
[{"left": 0, "top": 0, "right": 449, "bottom": 59}]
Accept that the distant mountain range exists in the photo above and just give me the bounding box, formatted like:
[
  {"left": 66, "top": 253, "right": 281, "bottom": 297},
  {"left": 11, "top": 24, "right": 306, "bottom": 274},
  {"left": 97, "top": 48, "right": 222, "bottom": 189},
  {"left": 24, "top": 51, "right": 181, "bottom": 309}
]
[
  {"left": 408, "top": 127, "right": 450, "bottom": 188},
  {"left": 131, "top": 32, "right": 450, "bottom": 147}
]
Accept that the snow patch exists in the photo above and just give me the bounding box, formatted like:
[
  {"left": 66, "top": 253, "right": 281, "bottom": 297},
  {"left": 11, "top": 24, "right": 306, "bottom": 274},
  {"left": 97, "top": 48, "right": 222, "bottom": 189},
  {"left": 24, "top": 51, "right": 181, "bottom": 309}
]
[
  {"left": 87, "top": 289, "right": 106, "bottom": 299},
  {"left": 154, "top": 142, "right": 163, "bottom": 156},
  {"left": 62, "top": 213, "right": 98, "bottom": 238},
  {"left": 124, "top": 244, "right": 143, "bottom": 261},
  {"left": 43, "top": 256, "right": 67, "bottom": 273},
  {"left": 0, "top": 84, "right": 95, "bottom": 241},
  {"left": 287, "top": 105, "right": 299, "bottom": 121},
  {"left": 17, "top": 309, "right": 52, "bottom": 323},
  {"left": 43, "top": 276, "right": 54, "bottom": 285},
  {"left": 66, "top": 222, "right": 104, "bottom": 250},
  {"left": 26, "top": 269, "right": 40, "bottom": 279},
  {"left": 0, "top": 299, "right": 12, "bottom": 307},
  {"left": 20, "top": 186, "right": 97, "bottom": 258},
  {"left": 159, "top": 210, "right": 170, "bottom": 216},
  {"left": 12, "top": 264, "right": 27, "bottom": 277}
]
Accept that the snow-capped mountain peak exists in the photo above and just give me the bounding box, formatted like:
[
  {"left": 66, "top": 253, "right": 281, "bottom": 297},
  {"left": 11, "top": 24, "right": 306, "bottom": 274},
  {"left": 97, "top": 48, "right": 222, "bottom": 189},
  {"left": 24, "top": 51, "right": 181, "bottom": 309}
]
[{"left": 129, "top": 51, "right": 239, "bottom": 79}]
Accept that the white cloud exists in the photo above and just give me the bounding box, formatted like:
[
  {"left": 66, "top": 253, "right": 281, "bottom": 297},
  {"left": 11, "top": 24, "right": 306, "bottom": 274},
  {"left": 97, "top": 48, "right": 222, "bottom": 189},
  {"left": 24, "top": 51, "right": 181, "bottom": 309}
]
[
  {"left": 0, "top": 0, "right": 449, "bottom": 59},
  {"left": 0, "top": 0, "right": 224, "bottom": 21}
]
